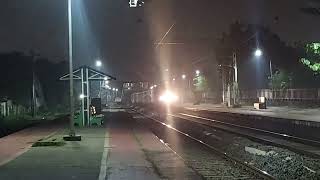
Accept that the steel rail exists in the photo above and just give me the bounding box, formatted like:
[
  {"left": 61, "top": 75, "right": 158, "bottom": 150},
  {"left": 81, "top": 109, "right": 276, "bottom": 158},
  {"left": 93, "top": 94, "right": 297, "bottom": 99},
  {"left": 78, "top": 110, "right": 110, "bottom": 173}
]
[{"left": 133, "top": 110, "right": 275, "bottom": 180}]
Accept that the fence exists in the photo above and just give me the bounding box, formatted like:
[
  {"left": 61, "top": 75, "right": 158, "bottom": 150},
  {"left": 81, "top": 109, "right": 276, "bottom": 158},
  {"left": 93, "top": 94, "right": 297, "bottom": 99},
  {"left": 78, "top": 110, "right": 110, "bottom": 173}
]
[
  {"left": 240, "top": 89, "right": 320, "bottom": 101},
  {"left": 0, "top": 100, "right": 28, "bottom": 117},
  {"left": 203, "top": 88, "right": 320, "bottom": 105}
]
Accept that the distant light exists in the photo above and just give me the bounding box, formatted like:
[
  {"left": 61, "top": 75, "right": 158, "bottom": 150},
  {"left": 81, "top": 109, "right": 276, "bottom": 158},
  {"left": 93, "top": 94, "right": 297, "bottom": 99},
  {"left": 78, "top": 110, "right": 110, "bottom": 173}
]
[
  {"left": 112, "top": 88, "right": 116, "bottom": 91},
  {"left": 182, "top": 74, "right": 186, "bottom": 79},
  {"left": 116, "top": 89, "right": 119, "bottom": 92},
  {"left": 79, "top": 94, "right": 85, "bottom": 99},
  {"left": 96, "top": 60, "right": 102, "bottom": 67},
  {"left": 128, "top": 87, "right": 131, "bottom": 90},
  {"left": 165, "top": 69, "right": 169, "bottom": 72},
  {"left": 154, "top": 85, "right": 157, "bottom": 87},
  {"left": 104, "top": 77, "right": 108, "bottom": 81},
  {"left": 159, "top": 90, "right": 178, "bottom": 104},
  {"left": 172, "top": 78, "right": 176, "bottom": 81},
  {"left": 196, "top": 70, "right": 200, "bottom": 75},
  {"left": 150, "top": 86, "right": 154, "bottom": 90},
  {"left": 255, "top": 49, "right": 263, "bottom": 57},
  {"left": 129, "top": 0, "right": 138, "bottom": 7},
  {"left": 105, "top": 80, "right": 109, "bottom": 84}
]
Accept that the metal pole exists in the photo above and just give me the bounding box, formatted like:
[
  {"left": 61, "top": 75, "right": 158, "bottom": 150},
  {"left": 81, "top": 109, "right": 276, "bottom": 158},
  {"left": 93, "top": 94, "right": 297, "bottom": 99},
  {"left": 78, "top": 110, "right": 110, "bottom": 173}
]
[
  {"left": 68, "top": 0, "right": 75, "bottom": 136},
  {"left": 32, "top": 59, "right": 36, "bottom": 117},
  {"left": 222, "top": 67, "right": 225, "bottom": 104},
  {"left": 86, "top": 68, "right": 90, "bottom": 126},
  {"left": 269, "top": 60, "right": 273, "bottom": 79},
  {"left": 233, "top": 52, "right": 238, "bottom": 83},
  {"left": 81, "top": 68, "right": 85, "bottom": 126},
  {"left": 233, "top": 52, "right": 238, "bottom": 105}
]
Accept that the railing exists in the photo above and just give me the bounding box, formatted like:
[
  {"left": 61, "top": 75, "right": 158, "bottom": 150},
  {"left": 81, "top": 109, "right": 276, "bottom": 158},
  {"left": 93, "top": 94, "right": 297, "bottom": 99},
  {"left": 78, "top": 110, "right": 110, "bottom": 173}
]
[{"left": 240, "top": 89, "right": 320, "bottom": 101}]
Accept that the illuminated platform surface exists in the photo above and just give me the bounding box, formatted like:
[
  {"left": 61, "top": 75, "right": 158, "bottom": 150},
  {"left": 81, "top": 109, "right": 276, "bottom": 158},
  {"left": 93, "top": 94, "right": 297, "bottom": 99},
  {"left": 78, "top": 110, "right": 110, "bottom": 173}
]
[{"left": 0, "top": 111, "right": 199, "bottom": 180}]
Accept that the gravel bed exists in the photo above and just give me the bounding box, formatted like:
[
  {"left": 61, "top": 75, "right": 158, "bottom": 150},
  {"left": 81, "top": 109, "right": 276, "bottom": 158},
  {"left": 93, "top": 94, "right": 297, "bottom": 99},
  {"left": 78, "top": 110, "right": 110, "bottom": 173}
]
[
  {"left": 169, "top": 114, "right": 320, "bottom": 179},
  {"left": 133, "top": 113, "right": 265, "bottom": 180},
  {"left": 134, "top": 107, "right": 320, "bottom": 179}
]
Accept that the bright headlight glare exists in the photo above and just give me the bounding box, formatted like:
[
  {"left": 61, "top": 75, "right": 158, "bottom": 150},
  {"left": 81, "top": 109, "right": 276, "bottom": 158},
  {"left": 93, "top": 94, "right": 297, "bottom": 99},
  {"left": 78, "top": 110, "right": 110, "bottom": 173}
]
[{"left": 159, "top": 91, "right": 178, "bottom": 104}]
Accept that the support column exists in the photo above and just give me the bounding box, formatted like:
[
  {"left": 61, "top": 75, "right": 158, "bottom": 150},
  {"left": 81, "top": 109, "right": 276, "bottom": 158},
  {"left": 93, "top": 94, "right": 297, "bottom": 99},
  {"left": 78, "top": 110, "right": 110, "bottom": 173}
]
[
  {"left": 86, "top": 68, "right": 90, "bottom": 126},
  {"left": 81, "top": 68, "right": 85, "bottom": 126}
]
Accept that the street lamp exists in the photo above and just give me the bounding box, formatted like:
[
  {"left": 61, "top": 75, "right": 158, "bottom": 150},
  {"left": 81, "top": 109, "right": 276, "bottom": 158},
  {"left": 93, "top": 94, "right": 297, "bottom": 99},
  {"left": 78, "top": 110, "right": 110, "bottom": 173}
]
[
  {"left": 95, "top": 60, "right": 103, "bottom": 97},
  {"left": 79, "top": 94, "right": 85, "bottom": 99},
  {"left": 254, "top": 48, "right": 263, "bottom": 57},
  {"left": 196, "top": 70, "right": 200, "bottom": 76},
  {"left": 64, "top": 0, "right": 81, "bottom": 141},
  {"left": 96, "top": 60, "right": 102, "bottom": 67},
  {"left": 68, "top": 0, "right": 75, "bottom": 137},
  {"left": 254, "top": 49, "right": 273, "bottom": 85}
]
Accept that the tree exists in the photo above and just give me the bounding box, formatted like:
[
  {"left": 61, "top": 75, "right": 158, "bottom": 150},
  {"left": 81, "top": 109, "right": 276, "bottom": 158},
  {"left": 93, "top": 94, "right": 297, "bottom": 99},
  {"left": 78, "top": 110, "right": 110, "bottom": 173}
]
[
  {"left": 300, "top": 43, "right": 320, "bottom": 73},
  {"left": 193, "top": 75, "right": 208, "bottom": 92},
  {"left": 215, "top": 22, "right": 300, "bottom": 89},
  {"left": 269, "top": 70, "right": 292, "bottom": 89}
]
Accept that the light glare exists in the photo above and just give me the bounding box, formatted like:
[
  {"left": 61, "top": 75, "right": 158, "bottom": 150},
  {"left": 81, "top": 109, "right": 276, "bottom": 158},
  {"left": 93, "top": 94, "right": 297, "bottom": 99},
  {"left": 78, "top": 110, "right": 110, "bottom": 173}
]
[
  {"left": 96, "top": 60, "right": 102, "bottom": 67},
  {"left": 159, "top": 90, "right": 178, "bottom": 104},
  {"left": 255, "top": 49, "right": 263, "bottom": 57},
  {"left": 79, "top": 94, "right": 85, "bottom": 99}
]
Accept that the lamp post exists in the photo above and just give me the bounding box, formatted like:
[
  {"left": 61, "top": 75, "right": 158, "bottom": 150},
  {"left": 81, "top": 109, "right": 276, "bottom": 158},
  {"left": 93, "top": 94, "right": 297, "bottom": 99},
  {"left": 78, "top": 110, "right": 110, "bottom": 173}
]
[
  {"left": 254, "top": 48, "right": 273, "bottom": 88},
  {"left": 96, "top": 60, "right": 102, "bottom": 98},
  {"left": 68, "top": 0, "right": 75, "bottom": 137},
  {"left": 231, "top": 48, "right": 263, "bottom": 107}
]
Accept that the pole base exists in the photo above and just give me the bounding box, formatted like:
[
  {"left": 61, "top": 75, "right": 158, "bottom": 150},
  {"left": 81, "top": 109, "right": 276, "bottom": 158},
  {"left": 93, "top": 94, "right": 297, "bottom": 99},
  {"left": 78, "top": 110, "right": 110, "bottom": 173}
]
[{"left": 63, "top": 135, "right": 82, "bottom": 141}]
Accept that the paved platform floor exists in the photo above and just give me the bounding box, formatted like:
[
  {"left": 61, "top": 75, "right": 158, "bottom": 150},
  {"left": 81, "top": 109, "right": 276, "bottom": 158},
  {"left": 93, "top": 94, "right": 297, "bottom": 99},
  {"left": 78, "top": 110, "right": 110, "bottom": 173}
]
[
  {"left": 0, "top": 111, "right": 199, "bottom": 180},
  {"left": 0, "top": 120, "right": 64, "bottom": 166},
  {"left": 180, "top": 103, "right": 320, "bottom": 122}
]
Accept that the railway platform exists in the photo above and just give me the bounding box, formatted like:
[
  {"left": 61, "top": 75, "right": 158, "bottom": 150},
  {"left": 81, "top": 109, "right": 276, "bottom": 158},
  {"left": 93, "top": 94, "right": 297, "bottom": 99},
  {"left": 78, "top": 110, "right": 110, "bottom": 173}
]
[
  {"left": 180, "top": 103, "right": 320, "bottom": 123},
  {"left": 0, "top": 110, "right": 199, "bottom": 180},
  {"left": 172, "top": 103, "right": 320, "bottom": 144}
]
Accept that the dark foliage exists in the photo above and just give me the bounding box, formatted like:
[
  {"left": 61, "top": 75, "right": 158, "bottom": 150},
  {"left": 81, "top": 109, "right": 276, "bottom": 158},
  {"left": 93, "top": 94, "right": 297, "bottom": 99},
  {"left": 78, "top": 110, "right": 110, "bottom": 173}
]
[
  {"left": 214, "top": 22, "right": 320, "bottom": 89},
  {"left": 0, "top": 52, "right": 69, "bottom": 110}
]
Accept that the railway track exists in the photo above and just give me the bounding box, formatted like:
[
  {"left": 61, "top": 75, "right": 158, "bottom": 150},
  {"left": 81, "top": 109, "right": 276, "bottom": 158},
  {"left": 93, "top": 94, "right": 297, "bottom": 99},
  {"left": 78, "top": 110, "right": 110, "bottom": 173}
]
[
  {"left": 169, "top": 113, "right": 320, "bottom": 159},
  {"left": 131, "top": 110, "right": 275, "bottom": 180}
]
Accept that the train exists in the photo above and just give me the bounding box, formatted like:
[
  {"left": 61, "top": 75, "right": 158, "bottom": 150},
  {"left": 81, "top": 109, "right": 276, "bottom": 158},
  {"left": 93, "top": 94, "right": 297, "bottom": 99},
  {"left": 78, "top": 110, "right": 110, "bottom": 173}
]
[{"left": 131, "top": 84, "right": 179, "bottom": 105}]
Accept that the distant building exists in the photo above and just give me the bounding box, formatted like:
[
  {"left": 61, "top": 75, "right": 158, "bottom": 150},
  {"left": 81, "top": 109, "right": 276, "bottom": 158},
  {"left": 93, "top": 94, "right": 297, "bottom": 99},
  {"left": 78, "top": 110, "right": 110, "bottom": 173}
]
[
  {"left": 123, "top": 81, "right": 150, "bottom": 92},
  {"left": 122, "top": 81, "right": 151, "bottom": 104}
]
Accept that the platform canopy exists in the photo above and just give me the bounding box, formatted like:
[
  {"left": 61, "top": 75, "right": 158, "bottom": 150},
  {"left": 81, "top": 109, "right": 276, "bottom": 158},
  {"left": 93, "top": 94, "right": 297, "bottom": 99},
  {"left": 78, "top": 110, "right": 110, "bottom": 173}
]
[
  {"left": 59, "top": 65, "right": 116, "bottom": 81},
  {"left": 59, "top": 65, "right": 116, "bottom": 127}
]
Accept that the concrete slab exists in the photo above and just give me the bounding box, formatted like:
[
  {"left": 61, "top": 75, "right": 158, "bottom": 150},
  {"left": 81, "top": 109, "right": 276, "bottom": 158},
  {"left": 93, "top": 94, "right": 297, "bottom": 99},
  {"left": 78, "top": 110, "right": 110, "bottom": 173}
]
[
  {"left": 0, "top": 128, "right": 106, "bottom": 180},
  {"left": 133, "top": 127, "right": 202, "bottom": 180},
  {"left": 0, "top": 121, "right": 64, "bottom": 166},
  {"left": 105, "top": 113, "right": 160, "bottom": 180}
]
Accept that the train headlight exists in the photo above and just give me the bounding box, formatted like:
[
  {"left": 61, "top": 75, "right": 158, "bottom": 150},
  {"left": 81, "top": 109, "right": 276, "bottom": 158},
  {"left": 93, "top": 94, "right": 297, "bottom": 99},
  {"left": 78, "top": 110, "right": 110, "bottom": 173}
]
[{"left": 159, "top": 90, "right": 178, "bottom": 104}]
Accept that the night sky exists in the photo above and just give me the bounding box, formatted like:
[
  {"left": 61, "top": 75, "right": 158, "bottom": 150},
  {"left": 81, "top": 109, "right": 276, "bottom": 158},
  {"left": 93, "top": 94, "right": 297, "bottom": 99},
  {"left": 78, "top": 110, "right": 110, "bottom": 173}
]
[{"left": 0, "top": 0, "right": 319, "bottom": 81}]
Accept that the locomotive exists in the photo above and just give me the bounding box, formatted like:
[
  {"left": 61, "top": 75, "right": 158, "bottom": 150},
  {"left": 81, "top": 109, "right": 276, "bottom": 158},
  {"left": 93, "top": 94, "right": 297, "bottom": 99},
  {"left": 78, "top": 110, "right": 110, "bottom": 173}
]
[{"left": 131, "top": 83, "right": 179, "bottom": 105}]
